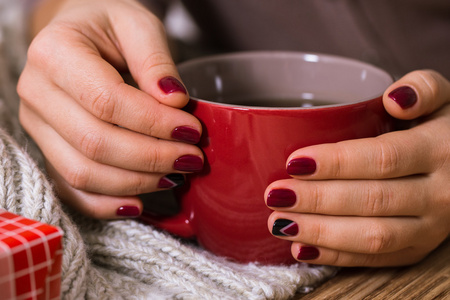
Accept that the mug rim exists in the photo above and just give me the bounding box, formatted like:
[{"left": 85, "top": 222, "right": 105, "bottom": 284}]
[{"left": 177, "top": 51, "right": 394, "bottom": 110}]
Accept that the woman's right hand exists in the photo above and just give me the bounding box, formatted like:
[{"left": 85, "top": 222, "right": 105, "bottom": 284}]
[{"left": 17, "top": 0, "right": 203, "bottom": 219}]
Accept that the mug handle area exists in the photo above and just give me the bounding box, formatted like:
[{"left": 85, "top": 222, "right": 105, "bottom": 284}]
[{"left": 138, "top": 190, "right": 195, "bottom": 238}]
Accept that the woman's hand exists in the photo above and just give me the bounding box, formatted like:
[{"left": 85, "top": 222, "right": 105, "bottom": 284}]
[
  {"left": 266, "top": 70, "right": 450, "bottom": 266},
  {"left": 17, "top": 0, "right": 203, "bottom": 219}
]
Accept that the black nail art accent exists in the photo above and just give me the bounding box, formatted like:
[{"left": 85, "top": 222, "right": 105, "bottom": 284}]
[
  {"left": 165, "top": 173, "right": 185, "bottom": 186},
  {"left": 272, "top": 219, "right": 299, "bottom": 236},
  {"left": 158, "top": 173, "right": 185, "bottom": 189}
]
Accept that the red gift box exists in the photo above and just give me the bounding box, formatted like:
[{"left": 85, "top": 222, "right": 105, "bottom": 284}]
[{"left": 0, "top": 210, "right": 63, "bottom": 300}]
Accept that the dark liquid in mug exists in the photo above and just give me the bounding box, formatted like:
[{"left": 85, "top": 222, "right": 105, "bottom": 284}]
[{"left": 224, "top": 98, "right": 339, "bottom": 107}]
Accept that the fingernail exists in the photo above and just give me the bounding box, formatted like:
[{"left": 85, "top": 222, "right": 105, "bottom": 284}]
[
  {"left": 174, "top": 155, "right": 203, "bottom": 172},
  {"left": 116, "top": 206, "right": 140, "bottom": 217},
  {"left": 287, "top": 157, "right": 316, "bottom": 176},
  {"left": 388, "top": 86, "right": 417, "bottom": 109},
  {"left": 297, "top": 246, "right": 320, "bottom": 260},
  {"left": 172, "top": 126, "right": 201, "bottom": 144},
  {"left": 158, "top": 76, "right": 187, "bottom": 94},
  {"left": 272, "top": 219, "right": 299, "bottom": 236},
  {"left": 267, "top": 189, "right": 296, "bottom": 207},
  {"left": 158, "top": 173, "right": 185, "bottom": 189}
]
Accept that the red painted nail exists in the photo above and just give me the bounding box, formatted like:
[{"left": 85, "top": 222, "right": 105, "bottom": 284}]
[
  {"left": 158, "top": 76, "right": 187, "bottom": 94},
  {"left": 172, "top": 126, "right": 201, "bottom": 144},
  {"left": 116, "top": 206, "right": 140, "bottom": 217},
  {"left": 287, "top": 157, "right": 316, "bottom": 176},
  {"left": 388, "top": 86, "right": 417, "bottom": 109},
  {"left": 174, "top": 155, "right": 203, "bottom": 172},
  {"left": 267, "top": 189, "right": 296, "bottom": 207},
  {"left": 297, "top": 246, "right": 320, "bottom": 260}
]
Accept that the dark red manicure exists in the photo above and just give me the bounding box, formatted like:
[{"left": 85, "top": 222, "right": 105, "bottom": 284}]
[
  {"left": 297, "top": 246, "right": 320, "bottom": 260},
  {"left": 287, "top": 157, "right": 316, "bottom": 176},
  {"left": 172, "top": 126, "right": 201, "bottom": 144},
  {"left": 116, "top": 206, "right": 140, "bottom": 217},
  {"left": 174, "top": 155, "right": 203, "bottom": 172},
  {"left": 388, "top": 86, "right": 417, "bottom": 109},
  {"left": 158, "top": 76, "right": 187, "bottom": 94},
  {"left": 267, "top": 189, "right": 296, "bottom": 207}
]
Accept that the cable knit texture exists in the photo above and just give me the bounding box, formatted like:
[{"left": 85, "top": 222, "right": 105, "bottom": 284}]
[{"left": 0, "top": 1, "right": 337, "bottom": 298}]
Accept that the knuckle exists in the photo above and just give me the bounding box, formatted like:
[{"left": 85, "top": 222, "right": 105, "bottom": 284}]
[
  {"left": 376, "top": 141, "right": 401, "bottom": 177},
  {"left": 325, "top": 251, "right": 343, "bottom": 266},
  {"left": 140, "top": 51, "right": 175, "bottom": 77},
  {"left": 415, "top": 70, "right": 441, "bottom": 100},
  {"left": 79, "top": 130, "right": 104, "bottom": 161},
  {"left": 144, "top": 144, "right": 163, "bottom": 172},
  {"left": 308, "top": 183, "right": 324, "bottom": 213},
  {"left": 309, "top": 222, "right": 327, "bottom": 246},
  {"left": 128, "top": 175, "right": 153, "bottom": 195},
  {"left": 27, "top": 33, "right": 54, "bottom": 67},
  {"left": 26, "top": 24, "right": 70, "bottom": 69},
  {"left": 366, "top": 223, "right": 395, "bottom": 253},
  {"left": 330, "top": 144, "right": 346, "bottom": 177},
  {"left": 364, "top": 182, "right": 392, "bottom": 215},
  {"left": 87, "top": 85, "right": 118, "bottom": 122},
  {"left": 142, "top": 105, "right": 159, "bottom": 135},
  {"left": 64, "top": 165, "right": 90, "bottom": 191}
]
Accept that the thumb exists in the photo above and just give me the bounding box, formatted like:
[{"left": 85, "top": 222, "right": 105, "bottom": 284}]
[
  {"left": 112, "top": 9, "right": 189, "bottom": 108},
  {"left": 383, "top": 70, "right": 450, "bottom": 120}
]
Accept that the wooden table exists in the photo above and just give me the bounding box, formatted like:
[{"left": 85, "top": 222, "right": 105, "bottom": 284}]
[{"left": 296, "top": 238, "right": 450, "bottom": 299}]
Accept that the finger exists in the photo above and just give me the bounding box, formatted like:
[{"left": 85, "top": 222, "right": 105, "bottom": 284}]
[
  {"left": 265, "top": 176, "right": 429, "bottom": 217},
  {"left": 22, "top": 26, "right": 200, "bottom": 139},
  {"left": 109, "top": 6, "right": 189, "bottom": 108},
  {"left": 268, "top": 212, "right": 422, "bottom": 254},
  {"left": 19, "top": 79, "right": 203, "bottom": 172},
  {"left": 20, "top": 104, "right": 193, "bottom": 195},
  {"left": 383, "top": 70, "right": 450, "bottom": 120},
  {"left": 47, "top": 162, "right": 143, "bottom": 219},
  {"left": 44, "top": 1, "right": 188, "bottom": 108},
  {"left": 285, "top": 126, "right": 437, "bottom": 180},
  {"left": 290, "top": 243, "right": 428, "bottom": 267}
]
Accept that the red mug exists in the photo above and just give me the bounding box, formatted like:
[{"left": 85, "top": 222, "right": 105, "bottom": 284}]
[{"left": 141, "top": 51, "right": 394, "bottom": 265}]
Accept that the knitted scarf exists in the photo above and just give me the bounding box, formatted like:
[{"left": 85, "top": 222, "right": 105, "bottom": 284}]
[{"left": 0, "top": 2, "right": 337, "bottom": 299}]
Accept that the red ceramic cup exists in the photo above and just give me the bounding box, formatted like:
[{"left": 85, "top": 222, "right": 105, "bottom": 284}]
[{"left": 142, "top": 51, "right": 394, "bottom": 265}]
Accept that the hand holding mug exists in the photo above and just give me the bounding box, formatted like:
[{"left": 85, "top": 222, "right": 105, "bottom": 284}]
[
  {"left": 18, "top": 0, "right": 203, "bottom": 219},
  {"left": 267, "top": 70, "right": 450, "bottom": 266}
]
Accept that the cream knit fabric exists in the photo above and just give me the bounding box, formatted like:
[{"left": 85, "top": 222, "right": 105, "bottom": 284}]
[{"left": 0, "top": 1, "right": 337, "bottom": 299}]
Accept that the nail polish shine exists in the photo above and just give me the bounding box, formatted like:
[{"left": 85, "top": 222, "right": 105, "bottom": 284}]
[
  {"left": 287, "top": 157, "right": 316, "bottom": 176},
  {"left": 388, "top": 86, "right": 417, "bottom": 109},
  {"left": 174, "top": 155, "right": 203, "bottom": 172},
  {"left": 116, "top": 206, "right": 140, "bottom": 217},
  {"left": 267, "top": 189, "right": 296, "bottom": 207},
  {"left": 172, "top": 126, "right": 201, "bottom": 144},
  {"left": 158, "top": 76, "right": 187, "bottom": 94}
]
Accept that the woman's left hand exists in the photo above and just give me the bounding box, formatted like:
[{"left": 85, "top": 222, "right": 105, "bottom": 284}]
[{"left": 266, "top": 70, "right": 450, "bottom": 267}]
